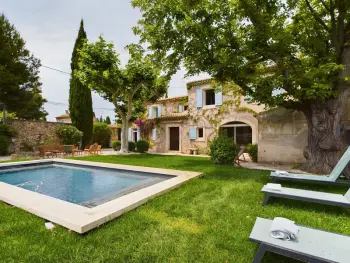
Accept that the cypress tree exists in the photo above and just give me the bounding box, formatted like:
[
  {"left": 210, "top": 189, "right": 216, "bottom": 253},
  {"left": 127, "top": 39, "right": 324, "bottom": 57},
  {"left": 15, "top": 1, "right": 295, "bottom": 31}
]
[
  {"left": 69, "top": 19, "right": 93, "bottom": 148},
  {"left": 105, "top": 116, "right": 111, "bottom": 124}
]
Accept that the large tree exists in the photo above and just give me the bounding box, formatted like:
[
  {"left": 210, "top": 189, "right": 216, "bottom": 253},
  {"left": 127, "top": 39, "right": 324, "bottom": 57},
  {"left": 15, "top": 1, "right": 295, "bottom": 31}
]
[
  {"left": 69, "top": 19, "right": 93, "bottom": 148},
  {"left": 132, "top": 0, "right": 350, "bottom": 174},
  {"left": 0, "top": 13, "right": 47, "bottom": 122},
  {"left": 76, "top": 37, "right": 168, "bottom": 152}
]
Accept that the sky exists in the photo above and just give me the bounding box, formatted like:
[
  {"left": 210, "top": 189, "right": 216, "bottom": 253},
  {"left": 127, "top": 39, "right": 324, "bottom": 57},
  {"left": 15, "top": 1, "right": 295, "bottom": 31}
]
[{"left": 1, "top": 0, "right": 209, "bottom": 122}]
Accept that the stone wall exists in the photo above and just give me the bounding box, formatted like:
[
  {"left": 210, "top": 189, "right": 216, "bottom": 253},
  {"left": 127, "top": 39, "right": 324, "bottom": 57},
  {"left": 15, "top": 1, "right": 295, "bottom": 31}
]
[
  {"left": 257, "top": 108, "right": 308, "bottom": 164},
  {"left": 7, "top": 119, "right": 69, "bottom": 153}
]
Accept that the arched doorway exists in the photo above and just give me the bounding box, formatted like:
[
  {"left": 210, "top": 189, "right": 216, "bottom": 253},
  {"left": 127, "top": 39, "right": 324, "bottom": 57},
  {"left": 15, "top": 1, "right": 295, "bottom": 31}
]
[{"left": 220, "top": 121, "right": 252, "bottom": 145}]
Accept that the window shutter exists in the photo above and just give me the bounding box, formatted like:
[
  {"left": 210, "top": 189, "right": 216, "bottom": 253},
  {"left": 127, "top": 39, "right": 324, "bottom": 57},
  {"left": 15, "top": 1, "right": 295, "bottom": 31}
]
[
  {"left": 157, "top": 104, "right": 162, "bottom": 117},
  {"left": 196, "top": 88, "right": 203, "bottom": 108},
  {"left": 148, "top": 106, "right": 153, "bottom": 119},
  {"left": 137, "top": 128, "right": 140, "bottom": 141},
  {"left": 178, "top": 104, "right": 183, "bottom": 113},
  {"left": 215, "top": 86, "right": 223, "bottom": 106},
  {"left": 128, "top": 128, "right": 132, "bottom": 141},
  {"left": 189, "top": 127, "right": 197, "bottom": 140},
  {"left": 152, "top": 128, "right": 157, "bottom": 140}
]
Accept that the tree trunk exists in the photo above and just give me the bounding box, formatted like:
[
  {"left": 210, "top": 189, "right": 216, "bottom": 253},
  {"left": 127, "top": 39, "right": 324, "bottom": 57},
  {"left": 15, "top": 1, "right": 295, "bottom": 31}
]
[
  {"left": 301, "top": 100, "right": 344, "bottom": 174},
  {"left": 120, "top": 116, "right": 129, "bottom": 153}
]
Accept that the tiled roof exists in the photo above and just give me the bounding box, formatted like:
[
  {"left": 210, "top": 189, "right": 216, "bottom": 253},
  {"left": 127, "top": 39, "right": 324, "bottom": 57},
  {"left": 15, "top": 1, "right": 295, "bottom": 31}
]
[
  {"left": 157, "top": 95, "right": 188, "bottom": 102},
  {"left": 155, "top": 111, "right": 189, "bottom": 120},
  {"left": 186, "top": 78, "right": 212, "bottom": 89}
]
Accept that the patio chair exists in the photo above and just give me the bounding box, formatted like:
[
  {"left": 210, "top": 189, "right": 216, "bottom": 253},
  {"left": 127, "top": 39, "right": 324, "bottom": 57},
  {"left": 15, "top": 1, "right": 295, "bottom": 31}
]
[
  {"left": 261, "top": 184, "right": 350, "bottom": 208},
  {"left": 270, "top": 146, "right": 350, "bottom": 186},
  {"left": 72, "top": 145, "right": 83, "bottom": 155},
  {"left": 84, "top": 143, "right": 98, "bottom": 155},
  {"left": 233, "top": 146, "right": 246, "bottom": 167},
  {"left": 249, "top": 217, "right": 350, "bottom": 263},
  {"left": 94, "top": 145, "right": 102, "bottom": 154}
]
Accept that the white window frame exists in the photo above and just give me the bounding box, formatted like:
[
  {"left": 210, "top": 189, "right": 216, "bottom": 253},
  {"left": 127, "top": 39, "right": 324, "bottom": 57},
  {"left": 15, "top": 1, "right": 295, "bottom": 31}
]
[{"left": 132, "top": 128, "right": 138, "bottom": 142}]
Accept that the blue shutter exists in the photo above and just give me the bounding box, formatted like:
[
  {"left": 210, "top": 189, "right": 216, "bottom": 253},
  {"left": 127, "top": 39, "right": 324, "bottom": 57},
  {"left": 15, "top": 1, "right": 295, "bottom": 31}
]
[
  {"left": 137, "top": 128, "right": 140, "bottom": 141},
  {"left": 215, "top": 86, "right": 223, "bottom": 106},
  {"left": 148, "top": 106, "right": 153, "bottom": 119},
  {"left": 178, "top": 104, "right": 183, "bottom": 113},
  {"left": 157, "top": 104, "right": 162, "bottom": 117},
  {"left": 189, "top": 127, "right": 197, "bottom": 140},
  {"left": 196, "top": 88, "right": 203, "bottom": 108},
  {"left": 128, "top": 128, "right": 132, "bottom": 141},
  {"left": 152, "top": 128, "right": 156, "bottom": 140}
]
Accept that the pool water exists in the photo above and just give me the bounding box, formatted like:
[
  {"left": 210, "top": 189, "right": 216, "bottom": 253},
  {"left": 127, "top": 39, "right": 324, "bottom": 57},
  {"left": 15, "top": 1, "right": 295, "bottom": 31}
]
[{"left": 0, "top": 164, "right": 171, "bottom": 207}]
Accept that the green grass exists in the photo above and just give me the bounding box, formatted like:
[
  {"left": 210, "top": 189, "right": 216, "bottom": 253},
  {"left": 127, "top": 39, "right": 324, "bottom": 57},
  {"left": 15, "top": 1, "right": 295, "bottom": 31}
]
[{"left": 0, "top": 155, "right": 349, "bottom": 263}]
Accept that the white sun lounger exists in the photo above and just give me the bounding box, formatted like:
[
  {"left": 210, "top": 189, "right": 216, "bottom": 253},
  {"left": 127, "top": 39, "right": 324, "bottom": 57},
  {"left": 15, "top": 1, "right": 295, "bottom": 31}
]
[
  {"left": 261, "top": 184, "right": 350, "bottom": 208},
  {"left": 270, "top": 147, "right": 350, "bottom": 186},
  {"left": 249, "top": 217, "right": 350, "bottom": 263}
]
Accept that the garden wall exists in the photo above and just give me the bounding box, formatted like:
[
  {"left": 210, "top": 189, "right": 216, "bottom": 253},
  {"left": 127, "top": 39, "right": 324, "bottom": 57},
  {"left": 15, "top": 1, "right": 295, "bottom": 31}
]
[
  {"left": 7, "top": 119, "right": 69, "bottom": 153},
  {"left": 257, "top": 108, "right": 308, "bottom": 165}
]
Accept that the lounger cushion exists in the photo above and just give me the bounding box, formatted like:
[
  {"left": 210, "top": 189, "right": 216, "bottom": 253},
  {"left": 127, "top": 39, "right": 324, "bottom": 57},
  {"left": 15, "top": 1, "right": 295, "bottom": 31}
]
[
  {"left": 270, "top": 171, "right": 331, "bottom": 181},
  {"left": 262, "top": 185, "right": 350, "bottom": 206},
  {"left": 249, "top": 217, "right": 350, "bottom": 263}
]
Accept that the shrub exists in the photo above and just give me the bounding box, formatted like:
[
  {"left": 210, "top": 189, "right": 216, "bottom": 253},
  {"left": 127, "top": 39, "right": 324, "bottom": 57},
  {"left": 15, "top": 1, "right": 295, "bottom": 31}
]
[
  {"left": 112, "top": 140, "right": 121, "bottom": 151},
  {"left": 0, "top": 124, "right": 17, "bottom": 137},
  {"left": 93, "top": 122, "right": 111, "bottom": 147},
  {"left": 247, "top": 143, "right": 258, "bottom": 162},
  {"left": 136, "top": 140, "right": 149, "bottom": 153},
  {"left": 128, "top": 141, "right": 136, "bottom": 152},
  {"left": 0, "top": 135, "right": 11, "bottom": 156},
  {"left": 56, "top": 125, "right": 83, "bottom": 145},
  {"left": 210, "top": 133, "right": 237, "bottom": 164}
]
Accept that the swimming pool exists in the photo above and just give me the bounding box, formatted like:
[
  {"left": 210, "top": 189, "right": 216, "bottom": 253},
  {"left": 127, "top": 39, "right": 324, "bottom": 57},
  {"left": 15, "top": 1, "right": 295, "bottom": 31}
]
[
  {"left": 0, "top": 159, "right": 201, "bottom": 233},
  {"left": 0, "top": 163, "right": 172, "bottom": 207}
]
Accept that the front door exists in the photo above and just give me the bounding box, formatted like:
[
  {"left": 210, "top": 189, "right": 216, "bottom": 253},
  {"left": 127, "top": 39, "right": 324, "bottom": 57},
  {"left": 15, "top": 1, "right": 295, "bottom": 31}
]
[{"left": 169, "top": 127, "right": 180, "bottom": 151}]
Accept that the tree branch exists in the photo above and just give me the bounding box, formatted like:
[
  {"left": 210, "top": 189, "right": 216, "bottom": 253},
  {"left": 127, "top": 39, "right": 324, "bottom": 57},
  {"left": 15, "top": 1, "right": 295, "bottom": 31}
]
[
  {"left": 304, "top": 0, "right": 330, "bottom": 32},
  {"left": 319, "top": 0, "right": 330, "bottom": 12}
]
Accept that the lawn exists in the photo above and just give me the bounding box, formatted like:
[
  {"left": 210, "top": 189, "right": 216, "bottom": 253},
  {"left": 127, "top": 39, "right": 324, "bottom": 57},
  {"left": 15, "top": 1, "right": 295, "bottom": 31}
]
[{"left": 0, "top": 155, "right": 349, "bottom": 263}]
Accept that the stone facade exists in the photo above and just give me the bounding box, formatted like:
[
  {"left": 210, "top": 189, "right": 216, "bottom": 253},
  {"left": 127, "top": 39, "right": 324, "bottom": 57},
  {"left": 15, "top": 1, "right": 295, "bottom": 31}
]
[
  {"left": 147, "top": 79, "right": 265, "bottom": 154},
  {"left": 257, "top": 108, "right": 308, "bottom": 164},
  {"left": 257, "top": 101, "right": 350, "bottom": 165},
  {"left": 7, "top": 119, "right": 68, "bottom": 153}
]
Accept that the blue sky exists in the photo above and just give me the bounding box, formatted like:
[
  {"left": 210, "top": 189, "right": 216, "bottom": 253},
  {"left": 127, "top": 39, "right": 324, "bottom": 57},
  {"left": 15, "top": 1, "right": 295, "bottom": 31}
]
[{"left": 1, "top": 0, "right": 208, "bottom": 122}]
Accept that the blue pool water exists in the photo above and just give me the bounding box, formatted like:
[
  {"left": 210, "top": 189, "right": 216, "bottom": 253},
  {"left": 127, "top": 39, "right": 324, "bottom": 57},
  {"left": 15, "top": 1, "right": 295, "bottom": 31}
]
[{"left": 0, "top": 164, "right": 171, "bottom": 207}]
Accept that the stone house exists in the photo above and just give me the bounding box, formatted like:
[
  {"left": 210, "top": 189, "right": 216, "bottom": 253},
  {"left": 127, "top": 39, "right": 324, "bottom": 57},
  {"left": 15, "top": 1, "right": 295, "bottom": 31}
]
[
  {"left": 55, "top": 110, "right": 97, "bottom": 124},
  {"left": 146, "top": 78, "right": 265, "bottom": 154}
]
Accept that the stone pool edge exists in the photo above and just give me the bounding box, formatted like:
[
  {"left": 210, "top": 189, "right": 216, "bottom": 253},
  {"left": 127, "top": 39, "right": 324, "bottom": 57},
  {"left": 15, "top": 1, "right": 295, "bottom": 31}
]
[{"left": 0, "top": 158, "right": 202, "bottom": 233}]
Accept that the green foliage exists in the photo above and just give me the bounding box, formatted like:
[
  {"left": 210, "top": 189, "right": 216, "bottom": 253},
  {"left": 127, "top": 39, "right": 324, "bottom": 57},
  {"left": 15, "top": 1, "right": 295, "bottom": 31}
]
[
  {"left": 56, "top": 126, "right": 83, "bottom": 145},
  {"left": 111, "top": 140, "right": 121, "bottom": 151},
  {"left": 132, "top": 0, "right": 350, "bottom": 108},
  {"left": 210, "top": 133, "right": 237, "bottom": 165},
  {"left": 92, "top": 122, "right": 112, "bottom": 147},
  {"left": 105, "top": 116, "right": 111, "bottom": 124},
  {"left": 0, "top": 14, "right": 47, "bottom": 120},
  {"left": 136, "top": 139, "right": 149, "bottom": 153},
  {"left": 128, "top": 141, "right": 136, "bottom": 152},
  {"left": 246, "top": 143, "right": 258, "bottom": 163},
  {"left": 0, "top": 135, "right": 11, "bottom": 156},
  {"left": 75, "top": 36, "right": 169, "bottom": 151},
  {"left": 69, "top": 20, "right": 93, "bottom": 148},
  {"left": 0, "top": 124, "right": 17, "bottom": 137}
]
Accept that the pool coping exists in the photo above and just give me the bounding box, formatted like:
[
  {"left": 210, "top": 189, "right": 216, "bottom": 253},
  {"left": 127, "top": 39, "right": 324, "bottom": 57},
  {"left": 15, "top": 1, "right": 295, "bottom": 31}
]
[{"left": 0, "top": 158, "right": 202, "bottom": 233}]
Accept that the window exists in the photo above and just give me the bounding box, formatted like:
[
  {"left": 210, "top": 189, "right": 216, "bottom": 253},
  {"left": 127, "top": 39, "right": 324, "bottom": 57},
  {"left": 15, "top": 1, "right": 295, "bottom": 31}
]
[
  {"left": 205, "top": 89, "right": 215, "bottom": 105},
  {"left": 198, "top": 128, "right": 204, "bottom": 138},
  {"left": 117, "top": 128, "right": 122, "bottom": 141},
  {"left": 184, "top": 105, "right": 189, "bottom": 111},
  {"left": 133, "top": 128, "right": 138, "bottom": 142}
]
